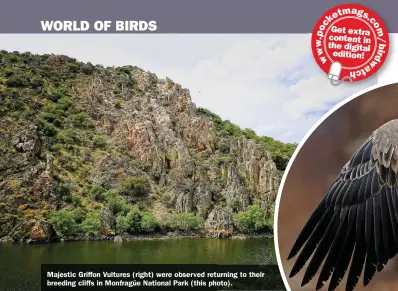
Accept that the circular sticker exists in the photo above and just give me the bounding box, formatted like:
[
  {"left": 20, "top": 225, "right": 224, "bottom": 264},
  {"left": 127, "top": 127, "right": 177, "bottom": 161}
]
[{"left": 311, "top": 4, "right": 389, "bottom": 82}]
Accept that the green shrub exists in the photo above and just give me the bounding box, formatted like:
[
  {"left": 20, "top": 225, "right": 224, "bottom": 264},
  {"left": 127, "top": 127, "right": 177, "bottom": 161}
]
[
  {"left": 59, "top": 154, "right": 77, "bottom": 172},
  {"left": 90, "top": 185, "right": 106, "bottom": 201},
  {"left": 3, "top": 68, "right": 14, "bottom": 77},
  {"left": 6, "top": 75, "right": 29, "bottom": 88},
  {"left": 71, "top": 194, "right": 82, "bottom": 207},
  {"left": 104, "top": 190, "right": 127, "bottom": 214},
  {"left": 72, "top": 207, "right": 86, "bottom": 223},
  {"left": 121, "top": 177, "right": 148, "bottom": 197},
  {"left": 57, "top": 129, "right": 81, "bottom": 145},
  {"left": 70, "top": 112, "right": 92, "bottom": 128},
  {"left": 37, "top": 119, "right": 58, "bottom": 137},
  {"left": 48, "top": 210, "right": 79, "bottom": 236},
  {"left": 54, "top": 182, "right": 72, "bottom": 200},
  {"left": 116, "top": 214, "right": 130, "bottom": 234},
  {"left": 265, "top": 209, "right": 274, "bottom": 229},
  {"left": 216, "top": 156, "right": 233, "bottom": 166},
  {"left": 81, "top": 211, "right": 101, "bottom": 236},
  {"left": 57, "top": 130, "right": 75, "bottom": 145},
  {"left": 68, "top": 63, "right": 80, "bottom": 73},
  {"left": 81, "top": 63, "right": 95, "bottom": 75},
  {"left": 37, "top": 112, "right": 63, "bottom": 127},
  {"left": 232, "top": 204, "right": 266, "bottom": 233},
  {"left": 125, "top": 206, "right": 142, "bottom": 232},
  {"left": 92, "top": 135, "right": 106, "bottom": 148},
  {"left": 56, "top": 97, "right": 74, "bottom": 111},
  {"left": 30, "top": 76, "right": 44, "bottom": 88},
  {"left": 48, "top": 88, "right": 70, "bottom": 102},
  {"left": 141, "top": 212, "right": 158, "bottom": 232},
  {"left": 162, "top": 213, "right": 203, "bottom": 232},
  {"left": 7, "top": 54, "right": 19, "bottom": 63},
  {"left": 243, "top": 128, "right": 257, "bottom": 139},
  {"left": 118, "top": 67, "right": 131, "bottom": 75},
  {"left": 178, "top": 213, "right": 204, "bottom": 231},
  {"left": 116, "top": 206, "right": 142, "bottom": 234}
]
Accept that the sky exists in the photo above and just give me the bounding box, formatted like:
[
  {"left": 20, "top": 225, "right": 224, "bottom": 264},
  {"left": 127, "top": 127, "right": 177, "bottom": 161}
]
[
  {"left": 0, "top": 34, "right": 390, "bottom": 143},
  {"left": 378, "top": 34, "right": 398, "bottom": 86}
]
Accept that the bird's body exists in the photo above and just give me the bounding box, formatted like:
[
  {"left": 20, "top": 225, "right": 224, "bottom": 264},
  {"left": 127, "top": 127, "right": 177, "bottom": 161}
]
[{"left": 287, "top": 119, "right": 398, "bottom": 291}]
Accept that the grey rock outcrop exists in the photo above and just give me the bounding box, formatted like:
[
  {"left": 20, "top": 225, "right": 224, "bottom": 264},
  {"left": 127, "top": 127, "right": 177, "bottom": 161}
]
[
  {"left": 0, "top": 53, "right": 282, "bottom": 239},
  {"left": 0, "top": 236, "right": 14, "bottom": 243},
  {"left": 100, "top": 208, "right": 116, "bottom": 236},
  {"left": 205, "top": 206, "right": 234, "bottom": 232},
  {"left": 12, "top": 125, "right": 41, "bottom": 157},
  {"left": 114, "top": 235, "right": 123, "bottom": 243}
]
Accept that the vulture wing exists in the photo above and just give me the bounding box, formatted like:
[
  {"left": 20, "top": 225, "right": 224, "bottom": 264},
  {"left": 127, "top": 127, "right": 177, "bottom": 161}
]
[{"left": 287, "top": 120, "right": 398, "bottom": 291}]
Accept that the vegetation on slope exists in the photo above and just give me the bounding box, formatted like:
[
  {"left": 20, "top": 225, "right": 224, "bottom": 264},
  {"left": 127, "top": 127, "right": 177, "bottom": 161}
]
[
  {"left": 0, "top": 50, "right": 296, "bottom": 239},
  {"left": 196, "top": 108, "right": 297, "bottom": 171}
]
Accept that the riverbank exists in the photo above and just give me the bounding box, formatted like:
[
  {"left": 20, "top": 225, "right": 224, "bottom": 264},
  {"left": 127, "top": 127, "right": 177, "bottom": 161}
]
[{"left": 0, "top": 231, "right": 273, "bottom": 244}]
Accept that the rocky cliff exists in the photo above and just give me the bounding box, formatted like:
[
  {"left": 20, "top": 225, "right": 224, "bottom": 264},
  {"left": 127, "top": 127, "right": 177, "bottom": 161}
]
[{"left": 0, "top": 51, "right": 289, "bottom": 241}]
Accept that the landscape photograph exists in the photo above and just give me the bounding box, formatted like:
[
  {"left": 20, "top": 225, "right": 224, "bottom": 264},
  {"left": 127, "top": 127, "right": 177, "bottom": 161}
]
[{"left": 0, "top": 34, "right": 376, "bottom": 290}]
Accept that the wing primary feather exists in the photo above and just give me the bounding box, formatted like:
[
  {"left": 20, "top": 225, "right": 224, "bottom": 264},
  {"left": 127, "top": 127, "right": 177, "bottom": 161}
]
[
  {"left": 364, "top": 198, "right": 377, "bottom": 286},
  {"left": 287, "top": 136, "right": 398, "bottom": 290},
  {"left": 351, "top": 147, "right": 364, "bottom": 168},
  {"left": 289, "top": 207, "right": 333, "bottom": 277},
  {"left": 326, "top": 180, "right": 344, "bottom": 207},
  {"left": 380, "top": 187, "right": 396, "bottom": 259},
  {"left": 342, "top": 177, "right": 363, "bottom": 206},
  {"left": 364, "top": 250, "right": 377, "bottom": 286},
  {"left": 360, "top": 140, "right": 373, "bottom": 164},
  {"left": 351, "top": 140, "right": 372, "bottom": 168},
  {"left": 385, "top": 186, "right": 398, "bottom": 247},
  {"left": 325, "top": 179, "right": 344, "bottom": 207},
  {"left": 363, "top": 169, "right": 374, "bottom": 200},
  {"left": 300, "top": 209, "right": 340, "bottom": 286},
  {"left": 357, "top": 169, "right": 372, "bottom": 204},
  {"left": 336, "top": 181, "right": 355, "bottom": 206},
  {"left": 287, "top": 201, "right": 327, "bottom": 260},
  {"left": 315, "top": 207, "right": 349, "bottom": 290},
  {"left": 328, "top": 205, "right": 357, "bottom": 291},
  {"left": 363, "top": 199, "right": 376, "bottom": 286},
  {"left": 391, "top": 187, "right": 398, "bottom": 220},
  {"left": 370, "top": 170, "right": 382, "bottom": 198},
  {"left": 331, "top": 181, "right": 350, "bottom": 206},
  {"left": 373, "top": 193, "right": 388, "bottom": 269},
  {"left": 346, "top": 203, "right": 367, "bottom": 291}
]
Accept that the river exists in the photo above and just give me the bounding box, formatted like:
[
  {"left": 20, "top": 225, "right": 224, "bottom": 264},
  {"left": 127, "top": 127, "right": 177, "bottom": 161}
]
[{"left": 0, "top": 238, "right": 276, "bottom": 291}]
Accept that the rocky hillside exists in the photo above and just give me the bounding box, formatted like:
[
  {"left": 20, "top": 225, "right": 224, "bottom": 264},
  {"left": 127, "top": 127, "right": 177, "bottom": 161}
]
[{"left": 0, "top": 51, "right": 295, "bottom": 242}]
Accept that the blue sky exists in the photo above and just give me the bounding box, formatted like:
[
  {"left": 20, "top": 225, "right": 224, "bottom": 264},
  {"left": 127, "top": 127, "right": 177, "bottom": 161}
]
[{"left": 0, "top": 34, "right": 383, "bottom": 143}]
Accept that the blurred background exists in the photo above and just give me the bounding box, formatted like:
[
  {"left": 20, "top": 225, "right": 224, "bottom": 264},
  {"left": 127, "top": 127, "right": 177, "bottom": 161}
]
[{"left": 277, "top": 82, "right": 398, "bottom": 291}]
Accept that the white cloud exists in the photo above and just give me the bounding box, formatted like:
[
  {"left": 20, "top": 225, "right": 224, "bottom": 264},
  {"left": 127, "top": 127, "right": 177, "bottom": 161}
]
[
  {"left": 284, "top": 131, "right": 295, "bottom": 137},
  {"left": 284, "top": 75, "right": 374, "bottom": 120},
  {"left": 377, "top": 33, "right": 398, "bottom": 86},
  {"left": 0, "top": 34, "right": 378, "bottom": 143}
]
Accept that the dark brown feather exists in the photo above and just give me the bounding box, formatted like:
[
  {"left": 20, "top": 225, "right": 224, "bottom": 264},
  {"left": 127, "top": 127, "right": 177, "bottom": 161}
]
[{"left": 287, "top": 120, "right": 398, "bottom": 290}]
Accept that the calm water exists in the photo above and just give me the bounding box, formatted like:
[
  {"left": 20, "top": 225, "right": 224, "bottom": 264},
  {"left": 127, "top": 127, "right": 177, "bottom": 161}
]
[{"left": 0, "top": 238, "right": 275, "bottom": 291}]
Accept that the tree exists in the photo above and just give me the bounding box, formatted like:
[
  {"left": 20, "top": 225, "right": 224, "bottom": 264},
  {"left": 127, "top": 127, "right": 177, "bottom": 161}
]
[
  {"left": 81, "top": 211, "right": 101, "bottom": 236},
  {"left": 233, "top": 205, "right": 266, "bottom": 233},
  {"left": 48, "top": 210, "right": 79, "bottom": 236}
]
